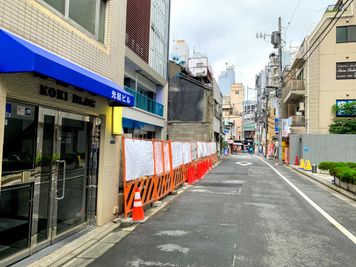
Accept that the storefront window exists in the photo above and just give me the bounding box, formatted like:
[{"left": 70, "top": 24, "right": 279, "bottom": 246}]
[
  {"left": 1, "top": 101, "right": 36, "bottom": 260},
  {"left": 2, "top": 102, "right": 37, "bottom": 178}
]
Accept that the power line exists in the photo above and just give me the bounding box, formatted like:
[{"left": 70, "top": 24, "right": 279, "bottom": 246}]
[
  {"left": 285, "top": 0, "right": 302, "bottom": 33},
  {"left": 283, "top": 0, "right": 353, "bottom": 85}
]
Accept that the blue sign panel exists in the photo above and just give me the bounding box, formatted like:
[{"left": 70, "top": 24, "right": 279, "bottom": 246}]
[
  {"left": 5, "top": 103, "right": 11, "bottom": 117},
  {"left": 275, "top": 118, "right": 279, "bottom": 133}
]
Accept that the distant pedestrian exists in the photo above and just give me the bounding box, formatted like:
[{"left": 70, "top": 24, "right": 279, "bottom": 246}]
[{"left": 249, "top": 146, "right": 253, "bottom": 155}]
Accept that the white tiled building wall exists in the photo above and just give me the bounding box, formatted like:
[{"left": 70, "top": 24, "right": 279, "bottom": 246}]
[{"left": 0, "top": 0, "right": 127, "bottom": 85}]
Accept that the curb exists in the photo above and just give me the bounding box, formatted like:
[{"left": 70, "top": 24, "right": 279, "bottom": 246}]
[{"left": 289, "top": 166, "right": 356, "bottom": 202}]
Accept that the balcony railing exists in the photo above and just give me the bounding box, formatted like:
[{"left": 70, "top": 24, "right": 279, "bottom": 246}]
[
  {"left": 282, "top": 79, "right": 305, "bottom": 103},
  {"left": 288, "top": 115, "right": 305, "bottom": 127},
  {"left": 124, "top": 86, "right": 164, "bottom": 117},
  {"left": 325, "top": 2, "right": 351, "bottom": 17},
  {"left": 325, "top": 3, "right": 344, "bottom": 13}
]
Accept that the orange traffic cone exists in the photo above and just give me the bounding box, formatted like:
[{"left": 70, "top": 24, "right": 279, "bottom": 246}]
[
  {"left": 294, "top": 154, "right": 299, "bottom": 166},
  {"left": 132, "top": 188, "right": 144, "bottom": 221}
]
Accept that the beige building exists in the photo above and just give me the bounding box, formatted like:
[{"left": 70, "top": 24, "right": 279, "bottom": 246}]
[
  {"left": 283, "top": 0, "right": 356, "bottom": 134},
  {"left": 0, "top": 0, "right": 130, "bottom": 265},
  {"left": 224, "top": 83, "right": 244, "bottom": 140}
]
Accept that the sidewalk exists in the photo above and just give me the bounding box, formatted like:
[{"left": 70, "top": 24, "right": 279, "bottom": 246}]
[
  {"left": 14, "top": 184, "right": 191, "bottom": 267},
  {"left": 289, "top": 165, "right": 356, "bottom": 202}
]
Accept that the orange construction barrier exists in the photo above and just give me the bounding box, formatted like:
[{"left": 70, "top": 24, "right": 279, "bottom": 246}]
[{"left": 132, "top": 188, "right": 145, "bottom": 221}]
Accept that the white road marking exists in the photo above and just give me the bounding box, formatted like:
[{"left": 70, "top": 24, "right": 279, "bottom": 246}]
[
  {"left": 235, "top": 161, "right": 253, "bottom": 166},
  {"left": 258, "top": 157, "right": 356, "bottom": 245},
  {"left": 157, "top": 244, "right": 189, "bottom": 255},
  {"left": 232, "top": 253, "right": 237, "bottom": 267},
  {"left": 155, "top": 230, "right": 189, "bottom": 237},
  {"left": 128, "top": 259, "right": 177, "bottom": 267}
]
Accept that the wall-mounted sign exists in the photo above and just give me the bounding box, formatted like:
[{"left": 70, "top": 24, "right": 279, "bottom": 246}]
[
  {"left": 40, "top": 85, "right": 96, "bottom": 108},
  {"left": 336, "top": 62, "right": 356, "bottom": 80}
]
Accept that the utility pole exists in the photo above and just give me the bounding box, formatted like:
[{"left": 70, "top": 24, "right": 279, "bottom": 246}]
[
  {"left": 265, "top": 90, "right": 269, "bottom": 158},
  {"left": 258, "top": 17, "right": 283, "bottom": 160},
  {"left": 277, "top": 17, "right": 283, "bottom": 161}
]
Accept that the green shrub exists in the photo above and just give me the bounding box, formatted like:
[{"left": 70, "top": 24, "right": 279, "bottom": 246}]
[
  {"left": 346, "top": 162, "right": 356, "bottom": 169},
  {"left": 339, "top": 168, "right": 356, "bottom": 184},
  {"left": 318, "top": 162, "right": 335, "bottom": 170},
  {"left": 329, "top": 163, "right": 348, "bottom": 177}
]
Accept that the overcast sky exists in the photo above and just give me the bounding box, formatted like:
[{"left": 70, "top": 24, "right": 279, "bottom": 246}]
[{"left": 170, "top": 0, "right": 330, "bottom": 88}]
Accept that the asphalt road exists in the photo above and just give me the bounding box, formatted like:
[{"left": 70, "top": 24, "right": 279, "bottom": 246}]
[{"left": 90, "top": 155, "right": 356, "bottom": 267}]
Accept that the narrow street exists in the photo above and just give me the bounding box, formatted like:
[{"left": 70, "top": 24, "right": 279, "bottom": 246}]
[{"left": 90, "top": 155, "right": 356, "bottom": 267}]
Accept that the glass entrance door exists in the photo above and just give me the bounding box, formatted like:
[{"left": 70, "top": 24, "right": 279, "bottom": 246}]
[{"left": 34, "top": 107, "right": 95, "bottom": 247}]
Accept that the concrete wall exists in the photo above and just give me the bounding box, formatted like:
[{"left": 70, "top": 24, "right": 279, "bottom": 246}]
[
  {"left": 289, "top": 134, "right": 356, "bottom": 166},
  {"left": 167, "top": 122, "right": 213, "bottom": 142}
]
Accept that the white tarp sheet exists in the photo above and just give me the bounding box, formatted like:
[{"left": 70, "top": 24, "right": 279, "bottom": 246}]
[
  {"left": 191, "top": 142, "right": 197, "bottom": 160},
  {"left": 164, "top": 142, "right": 171, "bottom": 173},
  {"left": 154, "top": 141, "right": 164, "bottom": 175},
  {"left": 124, "top": 139, "right": 154, "bottom": 181},
  {"left": 197, "top": 142, "right": 204, "bottom": 158},
  {"left": 212, "top": 142, "right": 217, "bottom": 154},
  {"left": 171, "top": 142, "right": 183, "bottom": 168},
  {"left": 182, "top": 142, "right": 191, "bottom": 164}
]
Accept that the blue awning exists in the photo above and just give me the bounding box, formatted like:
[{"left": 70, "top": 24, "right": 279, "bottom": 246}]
[
  {"left": 0, "top": 28, "right": 134, "bottom": 107},
  {"left": 122, "top": 118, "right": 145, "bottom": 129}
]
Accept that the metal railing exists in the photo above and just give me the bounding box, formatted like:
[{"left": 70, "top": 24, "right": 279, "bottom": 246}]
[
  {"left": 124, "top": 86, "right": 164, "bottom": 117},
  {"left": 325, "top": 3, "right": 344, "bottom": 13}
]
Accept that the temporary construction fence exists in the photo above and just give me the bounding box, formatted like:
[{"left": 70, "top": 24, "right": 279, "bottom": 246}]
[{"left": 122, "top": 137, "right": 218, "bottom": 217}]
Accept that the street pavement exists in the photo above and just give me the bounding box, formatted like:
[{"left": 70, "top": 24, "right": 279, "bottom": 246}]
[{"left": 89, "top": 155, "right": 356, "bottom": 267}]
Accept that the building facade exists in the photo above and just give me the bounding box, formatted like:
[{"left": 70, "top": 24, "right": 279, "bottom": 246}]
[
  {"left": 218, "top": 64, "right": 236, "bottom": 96},
  {"left": 222, "top": 83, "right": 244, "bottom": 152},
  {"left": 283, "top": 0, "right": 356, "bottom": 136},
  {"left": 243, "top": 100, "right": 257, "bottom": 140},
  {"left": 171, "top": 40, "right": 190, "bottom": 67},
  {"left": 0, "top": 0, "right": 132, "bottom": 265},
  {"left": 167, "top": 61, "right": 216, "bottom": 142},
  {"left": 123, "top": 0, "right": 170, "bottom": 140}
]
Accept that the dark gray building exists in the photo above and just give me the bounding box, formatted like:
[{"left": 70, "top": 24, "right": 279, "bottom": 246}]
[{"left": 167, "top": 61, "right": 222, "bottom": 145}]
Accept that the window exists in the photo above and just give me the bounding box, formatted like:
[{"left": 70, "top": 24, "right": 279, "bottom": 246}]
[
  {"left": 235, "top": 90, "right": 239, "bottom": 95},
  {"left": 336, "top": 25, "right": 356, "bottom": 43},
  {"left": 42, "top": 0, "right": 107, "bottom": 42}
]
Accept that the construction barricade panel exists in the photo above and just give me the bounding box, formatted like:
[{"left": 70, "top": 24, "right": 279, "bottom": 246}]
[
  {"left": 122, "top": 137, "right": 218, "bottom": 217},
  {"left": 171, "top": 142, "right": 183, "bottom": 169},
  {"left": 124, "top": 138, "right": 154, "bottom": 181},
  {"left": 154, "top": 141, "right": 164, "bottom": 175}
]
